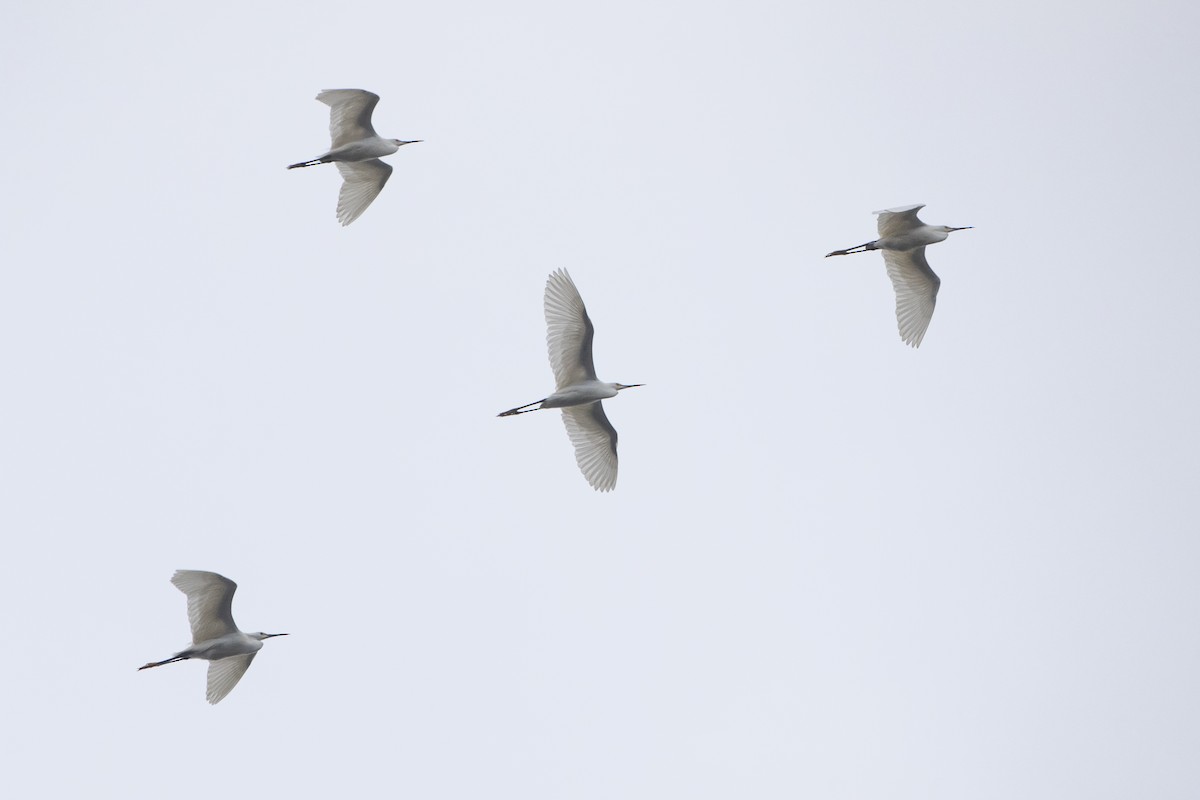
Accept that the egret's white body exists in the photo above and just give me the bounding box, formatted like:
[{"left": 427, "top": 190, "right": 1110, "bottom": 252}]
[
  {"left": 826, "top": 204, "right": 972, "bottom": 347},
  {"left": 288, "top": 89, "right": 420, "bottom": 226},
  {"left": 541, "top": 380, "right": 619, "bottom": 408},
  {"left": 139, "top": 570, "right": 287, "bottom": 704},
  {"left": 499, "top": 269, "right": 642, "bottom": 492}
]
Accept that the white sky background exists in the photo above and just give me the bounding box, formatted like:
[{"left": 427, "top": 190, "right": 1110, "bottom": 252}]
[{"left": 2, "top": 0, "right": 1198, "bottom": 797}]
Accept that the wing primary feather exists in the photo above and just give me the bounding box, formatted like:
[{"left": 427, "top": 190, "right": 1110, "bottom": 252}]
[
  {"left": 544, "top": 269, "right": 597, "bottom": 389},
  {"left": 335, "top": 159, "right": 393, "bottom": 225},
  {"left": 561, "top": 402, "right": 618, "bottom": 492},
  {"left": 317, "top": 89, "right": 381, "bottom": 149},
  {"left": 875, "top": 204, "right": 926, "bottom": 238},
  {"left": 206, "top": 653, "right": 256, "bottom": 704},
  {"left": 882, "top": 248, "right": 940, "bottom": 347},
  {"left": 171, "top": 570, "right": 239, "bottom": 644}
]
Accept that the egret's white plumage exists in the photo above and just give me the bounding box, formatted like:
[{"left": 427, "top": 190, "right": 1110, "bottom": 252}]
[
  {"left": 333, "top": 160, "right": 393, "bottom": 226},
  {"left": 173, "top": 569, "right": 238, "bottom": 644},
  {"left": 139, "top": 570, "right": 287, "bottom": 704},
  {"left": 206, "top": 653, "right": 257, "bottom": 705},
  {"left": 559, "top": 403, "right": 619, "bottom": 490},
  {"left": 826, "top": 204, "right": 972, "bottom": 347},
  {"left": 499, "top": 269, "right": 642, "bottom": 492},
  {"left": 287, "top": 89, "right": 420, "bottom": 226}
]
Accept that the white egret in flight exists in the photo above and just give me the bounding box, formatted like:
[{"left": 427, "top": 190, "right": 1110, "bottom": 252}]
[
  {"left": 826, "top": 204, "right": 971, "bottom": 347},
  {"left": 288, "top": 89, "right": 420, "bottom": 225},
  {"left": 139, "top": 570, "right": 287, "bottom": 704},
  {"left": 499, "top": 269, "right": 642, "bottom": 492}
]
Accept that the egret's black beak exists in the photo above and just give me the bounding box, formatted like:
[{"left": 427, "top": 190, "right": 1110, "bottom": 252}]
[
  {"left": 950, "top": 226, "right": 973, "bottom": 231},
  {"left": 266, "top": 633, "right": 289, "bottom": 638},
  {"left": 401, "top": 140, "right": 423, "bottom": 146}
]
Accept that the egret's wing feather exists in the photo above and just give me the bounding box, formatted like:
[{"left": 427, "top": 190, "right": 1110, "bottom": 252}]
[
  {"left": 171, "top": 570, "right": 238, "bottom": 644},
  {"left": 335, "top": 159, "right": 392, "bottom": 226},
  {"left": 561, "top": 402, "right": 618, "bottom": 492},
  {"left": 206, "top": 653, "right": 256, "bottom": 705},
  {"left": 875, "top": 204, "right": 926, "bottom": 238},
  {"left": 883, "top": 247, "right": 940, "bottom": 348},
  {"left": 544, "top": 269, "right": 596, "bottom": 389},
  {"left": 317, "top": 89, "right": 381, "bottom": 148}
]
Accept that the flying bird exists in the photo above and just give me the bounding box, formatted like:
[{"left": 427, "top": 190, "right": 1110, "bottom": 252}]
[
  {"left": 288, "top": 89, "right": 420, "bottom": 225},
  {"left": 139, "top": 570, "right": 287, "bottom": 704},
  {"left": 499, "top": 269, "right": 642, "bottom": 492},
  {"left": 826, "top": 204, "right": 972, "bottom": 347}
]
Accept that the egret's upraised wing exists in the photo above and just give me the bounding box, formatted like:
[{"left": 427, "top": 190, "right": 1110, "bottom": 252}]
[
  {"left": 883, "top": 247, "right": 940, "bottom": 348},
  {"left": 544, "top": 269, "right": 597, "bottom": 390},
  {"left": 875, "top": 204, "right": 926, "bottom": 238},
  {"left": 206, "top": 653, "right": 256, "bottom": 705},
  {"left": 561, "top": 402, "right": 618, "bottom": 492},
  {"left": 317, "top": 89, "right": 381, "bottom": 149},
  {"left": 171, "top": 570, "right": 238, "bottom": 644},
  {"left": 335, "top": 160, "right": 392, "bottom": 226}
]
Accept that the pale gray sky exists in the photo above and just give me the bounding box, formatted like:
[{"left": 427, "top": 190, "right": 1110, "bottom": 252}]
[{"left": 3, "top": 1, "right": 1199, "bottom": 798}]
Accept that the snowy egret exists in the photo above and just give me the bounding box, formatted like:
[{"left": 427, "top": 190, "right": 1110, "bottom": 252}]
[
  {"left": 139, "top": 570, "right": 287, "bottom": 704},
  {"left": 826, "top": 204, "right": 972, "bottom": 347},
  {"left": 499, "top": 269, "right": 642, "bottom": 492},
  {"left": 287, "top": 89, "right": 420, "bottom": 225}
]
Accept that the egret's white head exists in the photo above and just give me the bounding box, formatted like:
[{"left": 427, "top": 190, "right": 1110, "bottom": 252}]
[
  {"left": 613, "top": 383, "right": 644, "bottom": 391},
  {"left": 393, "top": 139, "right": 422, "bottom": 147},
  {"left": 254, "top": 632, "right": 288, "bottom": 640}
]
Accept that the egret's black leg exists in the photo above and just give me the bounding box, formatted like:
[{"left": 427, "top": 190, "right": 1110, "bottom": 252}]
[
  {"left": 286, "top": 158, "right": 329, "bottom": 170},
  {"left": 825, "top": 241, "right": 878, "bottom": 257},
  {"left": 138, "top": 656, "right": 189, "bottom": 671},
  {"left": 498, "top": 399, "right": 546, "bottom": 417}
]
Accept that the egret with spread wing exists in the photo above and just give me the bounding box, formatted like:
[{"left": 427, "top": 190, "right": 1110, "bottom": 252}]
[
  {"left": 499, "top": 270, "right": 642, "bottom": 492},
  {"left": 288, "top": 89, "right": 421, "bottom": 225},
  {"left": 826, "top": 204, "right": 971, "bottom": 347},
  {"left": 139, "top": 570, "right": 287, "bottom": 704}
]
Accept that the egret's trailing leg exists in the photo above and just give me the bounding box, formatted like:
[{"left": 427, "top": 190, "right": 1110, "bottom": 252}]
[
  {"left": 825, "top": 241, "right": 878, "bottom": 257},
  {"left": 498, "top": 399, "right": 546, "bottom": 417},
  {"left": 286, "top": 157, "right": 329, "bottom": 170},
  {"left": 138, "top": 655, "right": 189, "bottom": 670}
]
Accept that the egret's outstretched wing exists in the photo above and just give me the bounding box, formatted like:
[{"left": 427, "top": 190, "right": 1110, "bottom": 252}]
[
  {"left": 875, "top": 204, "right": 925, "bottom": 238},
  {"left": 206, "top": 653, "right": 256, "bottom": 705},
  {"left": 544, "top": 269, "right": 597, "bottom": 390},
  {"left": 317, "top": 89, "right": 381, "bottom": 149},
  {"left": 883, "top": 247, "right": 940, "bottom": 348},
  {"left": 335, "top": 159, "right": 392, "bottom": 226},
  {"left": 171, "top": 570, "right": 238, "bottom": 644},
  {"left": 561, "top": 402, "right": 618, "bottom": 492}
]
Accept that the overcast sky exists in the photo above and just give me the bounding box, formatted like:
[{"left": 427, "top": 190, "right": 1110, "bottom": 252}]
[{"left": 3, "top": 1, "right": 1199, "bottom": 798}]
